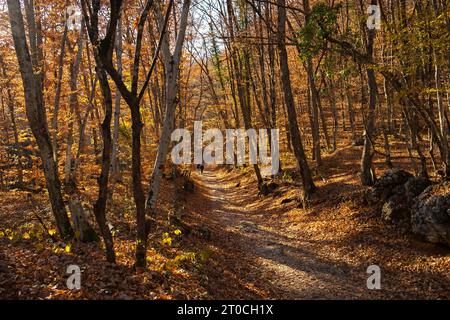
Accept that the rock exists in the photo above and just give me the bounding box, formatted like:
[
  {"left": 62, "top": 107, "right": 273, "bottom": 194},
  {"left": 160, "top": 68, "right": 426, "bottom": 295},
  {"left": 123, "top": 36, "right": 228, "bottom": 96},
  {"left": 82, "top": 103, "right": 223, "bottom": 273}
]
[
  {"left": 381, "top": 176, "right": 431, "bottom": 228},
  {"left": 411, "top": 182, "right": 450, "bottom": 246},
  {"left": 404, "top": 176, "right": 431, "bottom": 202},
  {"left": 366, "top": 169, "right": 413, "bottom": 205},
  {"left": 381, "top": 193, "right": 410, "bottom": 225}
]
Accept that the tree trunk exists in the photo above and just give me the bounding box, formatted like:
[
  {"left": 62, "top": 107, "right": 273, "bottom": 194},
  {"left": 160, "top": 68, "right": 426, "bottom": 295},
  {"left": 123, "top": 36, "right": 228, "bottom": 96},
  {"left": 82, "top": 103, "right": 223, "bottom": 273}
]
[
  {"left": 110, "top": 17, "right": 123, "bottom": 192},
  {"left": 306, "top": 60, "right": 322, "bottom": 165},
  {"left": 434, "top": 53, "right": 449, "bottom": 177},
  {"left": 277, "top": 0, "right": 316, "bottom": 197},
  {"left": 65, "top": 28, "right": 84, "bottom": 186},
  {"left": 7, "top": 0, "right": 73, "bottom": 238},
  {"left": 360, "top": 0, "right": 378, "bottom": 186},
  {"left": 51, "top": 23, "right": 68, "bottom": 164},
  {"left": 146, "top": 0, "right": 191, "bottom": 214},
  {"left": 80, "top": 0, "right": 118, "bottom": 263},
  {"left": 0, "top": 58, "right": 23, "bottom": 186},
  {"left": 69, "top": 196, "right": 98, "bottom": 242}
]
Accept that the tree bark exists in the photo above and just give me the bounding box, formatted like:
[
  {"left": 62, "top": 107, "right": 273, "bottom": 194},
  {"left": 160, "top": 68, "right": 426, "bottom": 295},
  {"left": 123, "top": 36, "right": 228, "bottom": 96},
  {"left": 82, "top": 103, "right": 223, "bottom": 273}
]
[
  {"left": 145, "top": 1, "right": 191, "bottom": 225},
  {"left": 7, "top": 0, "right": 73, "bottom": 238},
  {"left": 0, "top": 57, "right": 23, "bottom": 186},
  {"left": 81, "top": 0, "right": 118, "bottom": 263},
  {"left": 277, "top": 0, "right": 316, "bottom": 197},
  {"left": 360, "top": 0, "right": 378, "bottom": 186},
  {"left": 109, "top": 17, "right": 124, "bottom": 198}
]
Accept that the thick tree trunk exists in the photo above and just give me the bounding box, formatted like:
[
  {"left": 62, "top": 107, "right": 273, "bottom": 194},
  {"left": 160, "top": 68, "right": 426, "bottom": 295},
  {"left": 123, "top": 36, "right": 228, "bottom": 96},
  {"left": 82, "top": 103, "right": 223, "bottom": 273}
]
[{"left": 7, "top": 0, "right": 73, "bottom": 238}]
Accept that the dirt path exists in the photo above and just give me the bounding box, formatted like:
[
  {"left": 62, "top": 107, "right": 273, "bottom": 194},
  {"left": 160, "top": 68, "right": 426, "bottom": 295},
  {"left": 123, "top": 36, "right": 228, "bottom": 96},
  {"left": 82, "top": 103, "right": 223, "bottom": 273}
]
[
  {"left": 191, "top": 168, "right": 370, "bottom": 299},
  {"left": 187, "top": 166, "right": 450, "bottom": 300}
]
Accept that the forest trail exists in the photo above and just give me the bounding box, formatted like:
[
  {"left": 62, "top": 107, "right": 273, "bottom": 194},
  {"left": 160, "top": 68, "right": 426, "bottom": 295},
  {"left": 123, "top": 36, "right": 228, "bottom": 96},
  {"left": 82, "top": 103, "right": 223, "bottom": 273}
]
[
  {"left": 190, "top": 167, "right": 373, "bottom": 299},
  {"left": 187, "top": 165, "right": 450, "bottom": 300}
]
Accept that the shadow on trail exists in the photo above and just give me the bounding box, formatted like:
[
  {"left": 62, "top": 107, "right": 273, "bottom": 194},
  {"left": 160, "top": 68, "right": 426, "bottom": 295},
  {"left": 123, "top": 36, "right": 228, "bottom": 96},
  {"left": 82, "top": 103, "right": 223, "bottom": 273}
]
[{"left": 186, "top": 168, "right": 450, "bottom": 299}]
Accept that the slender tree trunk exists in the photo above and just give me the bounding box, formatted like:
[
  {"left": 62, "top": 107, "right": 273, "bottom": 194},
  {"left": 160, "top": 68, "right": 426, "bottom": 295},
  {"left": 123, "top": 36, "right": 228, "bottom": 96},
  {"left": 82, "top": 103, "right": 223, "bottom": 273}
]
[
  {"left": 144, "top": 0, "right": 191, "bottom": 267},
  {"left": 360, "top": 0, "right": 378, "bottom": 186},
  {"left": 81, "top": 0, "right": 118, "bottom": 263},
  {"left": 0, "top": 59, "right": 23, "bottom": 186},
  {"left": 306, "top": 60, "right": 322, "bottom": 165},
  {"left": 324, "top": 75, "right": 338, "bottom": 151},
  {"left": 65, "top": 28, "right": 84, "bottom": 186},
  {"left": 51, "top": 24, "right": 68, "bottom": 164},
  {"left": 277, "top": 0, "right": 316, "bottom": 197},
  {"left": 434, "top": 52, "right": 449, "bottom": 177},
  {"left": 110, "top": 17, "right": 123, "bottom": 191},
  {"left": 93, "top": 65, "right": 116, "bottom": 263},
  {"left": 342, "top": 76, "right": 357, "bottom": 143}
]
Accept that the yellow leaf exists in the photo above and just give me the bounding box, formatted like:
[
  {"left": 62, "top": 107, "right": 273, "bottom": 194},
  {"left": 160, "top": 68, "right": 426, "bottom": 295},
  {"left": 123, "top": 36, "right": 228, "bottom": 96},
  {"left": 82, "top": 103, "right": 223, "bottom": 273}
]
[
  {"left": 161, "top": 236, "right": 172, "bottom": 246},
  {"left": 174, "top": 229, "right": 182, "bottom": 235},
  {"left": 23, "top": 232, "right": 30, "bottom": 240},
  {"left": 48, "top": 229, "right": 56, "bottom": 236}
]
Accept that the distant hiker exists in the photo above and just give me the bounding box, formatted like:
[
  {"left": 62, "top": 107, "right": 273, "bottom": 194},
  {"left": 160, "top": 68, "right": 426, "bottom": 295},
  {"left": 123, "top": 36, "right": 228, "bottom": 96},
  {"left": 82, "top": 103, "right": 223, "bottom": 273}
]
[{"left": 196, "top": 162, "right": 205, "bottom": 174}]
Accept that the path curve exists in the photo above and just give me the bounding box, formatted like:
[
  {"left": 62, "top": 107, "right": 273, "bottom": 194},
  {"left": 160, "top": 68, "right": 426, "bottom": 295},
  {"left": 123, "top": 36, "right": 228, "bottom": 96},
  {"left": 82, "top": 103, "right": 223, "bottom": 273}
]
[{"left": 191, "top": 168, "right": 373, "bottom": 299}]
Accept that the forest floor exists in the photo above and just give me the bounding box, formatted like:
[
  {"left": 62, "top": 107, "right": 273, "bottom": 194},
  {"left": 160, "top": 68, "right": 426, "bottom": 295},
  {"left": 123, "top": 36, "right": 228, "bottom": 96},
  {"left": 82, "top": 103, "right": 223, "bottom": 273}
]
[
  {"left": 185, "top": 146, "right": 450, "bottom": 299},
  {"left": 0, "top": 144, "right": 449, "bottom": 299}
]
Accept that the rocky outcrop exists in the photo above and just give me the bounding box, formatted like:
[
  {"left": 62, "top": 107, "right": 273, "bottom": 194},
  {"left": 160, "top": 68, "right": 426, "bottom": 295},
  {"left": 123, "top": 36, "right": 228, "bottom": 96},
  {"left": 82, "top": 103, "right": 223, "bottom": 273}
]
[
  {"left": 411, "top": 182, "right": 450, "bottom": 246},
  {"left": 366, "top": 169, "right": 413, "bottom": 206},
  {"left": 366, "top": 170, "right": 450, "bottom": 246},
  {"left": 405, "top": 177, "right": 432, "bottom": 202},
  {"left": 380, "top": 176, "right": 433, "bottom": 225}
]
